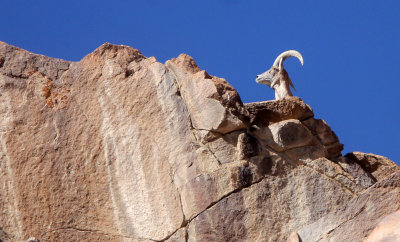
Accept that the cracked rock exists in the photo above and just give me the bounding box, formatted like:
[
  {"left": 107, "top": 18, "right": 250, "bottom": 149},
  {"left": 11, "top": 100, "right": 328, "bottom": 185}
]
[
  {"left": 0, "top": 41, "right": 398, "bottom": 242},
  {"left": 345, "top": 151, "right": 400, "bottom": 182}
]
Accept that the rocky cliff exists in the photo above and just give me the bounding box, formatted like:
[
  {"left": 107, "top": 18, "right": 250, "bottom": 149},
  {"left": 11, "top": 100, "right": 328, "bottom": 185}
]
[{"left": 0, "top": 41, "right": 399, "bottom": 242}]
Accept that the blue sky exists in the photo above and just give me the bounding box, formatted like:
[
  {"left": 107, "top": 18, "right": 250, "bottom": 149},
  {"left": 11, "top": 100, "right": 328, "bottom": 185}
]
[{"left": 1, "top": 1, "right": 399, "bottom": 164}]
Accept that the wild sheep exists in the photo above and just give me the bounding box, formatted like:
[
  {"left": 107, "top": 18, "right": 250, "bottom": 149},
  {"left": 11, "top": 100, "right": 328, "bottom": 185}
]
[{"left": 256, "top": 50, "right": 304, "bottom": 100}]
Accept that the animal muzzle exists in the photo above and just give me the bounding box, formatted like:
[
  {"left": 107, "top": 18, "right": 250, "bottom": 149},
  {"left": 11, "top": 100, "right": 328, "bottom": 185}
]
[{"left": 255, "top": 76, "right": 270, "bottom": 85}]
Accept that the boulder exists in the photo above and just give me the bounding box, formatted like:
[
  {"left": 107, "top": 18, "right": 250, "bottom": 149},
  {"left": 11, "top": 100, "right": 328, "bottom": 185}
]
[
  {"left": 245, "top": 96, "right": 314, "bottom": 126},
  {"left": 267, "top": 119, "right": 313, "bottom": 152}
]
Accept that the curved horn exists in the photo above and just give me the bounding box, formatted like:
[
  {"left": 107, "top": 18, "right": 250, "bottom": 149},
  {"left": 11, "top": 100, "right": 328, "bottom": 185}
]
[{"left": 272, "top": 50, "right": 304, "bottom": 70}]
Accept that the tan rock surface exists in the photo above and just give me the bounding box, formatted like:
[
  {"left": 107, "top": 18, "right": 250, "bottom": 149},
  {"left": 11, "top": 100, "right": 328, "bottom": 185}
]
[
  {"left": 336, "top": 156, "right": 375, "bottom": 189},
  {"left": 365, "top": 209, "right": 400, "bottom": 242},
  {"left": 0, "top": 41, "right": 398, "bottom": 241},
  {"left": 346, "top": 151, "right": 400, "bottom": 182},
  {"left": 0, "top": 42, "right": 186, "bottom": 241},
  {"left": 286, "top": 232, "right": 301, "bottom": 242},
  {"left": 302, "top": 118, "right": 339, "bottom": 146},
  {"left": 165, "top": 54, "right": 248, "bottom": 136},
  {"left": 186, "top": 163, "right": 357, "bottom": 241},
  {"left": 297, "top": 171, "right": 400, "bottom": 241}
]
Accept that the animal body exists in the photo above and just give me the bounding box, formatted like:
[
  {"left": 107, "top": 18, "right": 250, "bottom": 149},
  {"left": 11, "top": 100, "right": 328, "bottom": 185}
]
[{"left": 256, "top": 50, "right": 304, "bottom": 100}]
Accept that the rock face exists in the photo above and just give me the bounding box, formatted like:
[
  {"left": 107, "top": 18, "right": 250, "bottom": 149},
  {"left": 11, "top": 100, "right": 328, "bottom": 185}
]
[
  {"left": 365, "top": 209, "right": 400, "bottom": 242},
  {"left": 297, "top": 171, "right": 400, "bottom": 241},
  {"left": 0, "top": 41, "right": 398, "bottom": 241}
]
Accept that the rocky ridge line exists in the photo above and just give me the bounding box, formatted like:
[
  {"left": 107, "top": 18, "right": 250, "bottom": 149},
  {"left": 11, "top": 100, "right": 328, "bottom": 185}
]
[{"left": 0, "top": 41, "right": 399, "bottom": 241}]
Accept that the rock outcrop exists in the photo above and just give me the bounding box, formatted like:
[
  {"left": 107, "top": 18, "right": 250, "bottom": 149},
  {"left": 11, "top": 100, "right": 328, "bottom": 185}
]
[{"left": 0, "top": 41, "right": 398, "bottom": 241}]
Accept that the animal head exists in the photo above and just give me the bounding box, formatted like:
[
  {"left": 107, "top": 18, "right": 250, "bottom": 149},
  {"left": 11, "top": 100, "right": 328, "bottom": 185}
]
[{"left": 256, "top": 50, "right": 304, "bottom": 90}]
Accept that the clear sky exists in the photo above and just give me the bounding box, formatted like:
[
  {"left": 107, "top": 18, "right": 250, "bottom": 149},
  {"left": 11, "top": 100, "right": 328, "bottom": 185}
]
[{"left": 1, "top": 1, "right": 399, "bottom": 164}]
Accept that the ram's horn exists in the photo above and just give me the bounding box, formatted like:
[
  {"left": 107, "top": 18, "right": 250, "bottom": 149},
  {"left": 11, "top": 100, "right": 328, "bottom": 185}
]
[{"left": 272, "top": 50, "right": 304, "bottom": 70}]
